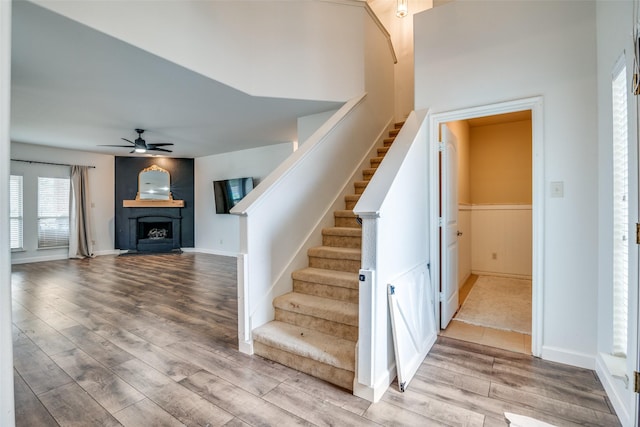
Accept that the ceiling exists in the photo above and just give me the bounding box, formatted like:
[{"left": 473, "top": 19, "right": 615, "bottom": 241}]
[{"left": 10, "top": 1, "right": 342, "bottom": 158}]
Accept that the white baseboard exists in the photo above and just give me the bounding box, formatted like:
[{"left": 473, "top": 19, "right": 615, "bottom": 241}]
[
  {"left": 353, "top": 365, "right": 396, "bottom": 403},
  {"left": 188, "top": 247, "right": 239, "bottom": 258},
  {"left": 471, "top": 270, "right": 532, "bottom": 280},
  {"left": 93, "top": 249, "right": 121, "bottom": 257},
  {"left": 11, "top": 253, "right": 68, "bottom": 265},
  {"left": 595, "top": 354, "right": 633, "bottom": 427},
  {"left": 540, "top": 345, "right": 595, "bottom": 370},
  {"left": 238, "top": 339, "right": 253, "bottom": 355}
]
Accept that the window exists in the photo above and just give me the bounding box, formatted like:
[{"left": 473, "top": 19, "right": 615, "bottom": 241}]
[
  {"left": 37, "top": 177, "right": 70, "bottom": 248},
  {"left": 10, "top": 175, "right": 23, "bottom": 250},
  {"left": 612, "top": 58, "right": 628, "bottom": 357}
]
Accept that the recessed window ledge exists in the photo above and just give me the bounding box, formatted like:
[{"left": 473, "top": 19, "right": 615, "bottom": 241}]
[{"left": 600, "top": 352, "right": 628, "bottom": 386}]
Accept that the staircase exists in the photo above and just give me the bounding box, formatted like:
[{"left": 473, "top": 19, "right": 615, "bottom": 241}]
[{"left": 252, "top": 122, "right": 403, "bottom": 390}]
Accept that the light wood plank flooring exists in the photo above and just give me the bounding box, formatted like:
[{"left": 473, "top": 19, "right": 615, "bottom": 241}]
[{"left": 11, "top": 253, "right": 619, "bottom": 426}]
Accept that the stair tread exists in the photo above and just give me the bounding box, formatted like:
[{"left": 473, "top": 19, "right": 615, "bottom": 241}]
[
  {"left": 292, "top": 267, "right": 359, "bottom": 289},
  {"left": 253, "top": 321, "right": 355, "bottom": 371},
  {"left": 322, "top": 227, "right": 361, "bottom": 237},
  {"left": 344, "top": 194, "right": 362, "bottom": 201},
  {"left": 334, "top": 210, "right": 357, "bottom": 217},
  {"left": 308, "top": 246, "right": 361, "bottom": 260},
  {"left": 274, "top": 292, "right": 358, "bottom": 326}
]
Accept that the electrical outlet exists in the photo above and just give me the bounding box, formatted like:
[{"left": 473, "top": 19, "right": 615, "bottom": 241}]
[
  {"left": 550, "top": 181, "right": 564, "bottom": 198},
  {"left": 492, "top": 252, "right": 497, "bottom": 260}
]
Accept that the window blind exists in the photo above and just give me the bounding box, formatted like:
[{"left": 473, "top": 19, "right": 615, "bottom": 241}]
[
  {"left": 611, "top": 60, "right": 628, "bottom": 357},
  {"left": 10, "top": 175, "right": 23, "bottom": 250},
  {"left": 37, "top": 177, "right": 70, "bottom": 248}
]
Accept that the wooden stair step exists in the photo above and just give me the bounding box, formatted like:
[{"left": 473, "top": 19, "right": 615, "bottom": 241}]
[
  {"left": 322, "top": 227, "right": 361, "bottom": 249},
  {"left": 383, "top": 137, "right": 395, "bottom": 147},
  {"left": 292, "top": 267, "right": 359, "bottom": 290},
  {"left": 274, "top": 293, "right": 358, "bottom": 326},
  {"left": 377, "top": 146, "right": 389, "bottom": 156},
  {"left": 293, "top": 267, "right": 359, "bottom": 304},
  {"left": 308, "top": 245, "right": 361, "bottom": 273},
  {"left": 334, "top": 210, "right": 359, "bottom": 228},
  {"left": 354, "top": 180, "right": 369, "bottom": 194},
  {"left": 344, "top": 194, "right": 361, "bottom": 210},
  {"left": 362, "top": 168, "right": 377, "bottom": 180},
  {"left": 274, "top": 292, "right": 358, "bottom": 341},
  {"left": 370, "top": 156, "right": 384, "bottom": 168},
  {"left": 253, "top": 321, "right": 355, "bottom": 390},
  {"left": 394, "top": 121, "right": 405, "bottom": 129},
  {"left": 389, "top": 128, "right": 400, "bottom": 137}
]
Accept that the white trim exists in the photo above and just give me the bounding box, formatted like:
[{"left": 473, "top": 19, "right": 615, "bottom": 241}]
[
  {"left": 353, "top": 364, "right": 397, "bottom": 403},
  {"left": 429, "top": 96, "right": 544, "bottom": 358},
  {"left": 471, "top": 270, "right": 532, "bottom": 281},
  {"left": 11, "top": 253, "right": 68, "bottom": 265},
  {"left": 469, "top": 204, "right": 532, "bottom": 211},
  {"left": 595, "top": 354, "right": 633, "bottom": 427},
  {"left": 186, "top": 247, "right": 238, "bottom": 258},
  {"left": 541, "top": 345, "right": 595, "bottom": 370},
  {"left": 0, "top": 0, "right": 14, "bottom": 424}
]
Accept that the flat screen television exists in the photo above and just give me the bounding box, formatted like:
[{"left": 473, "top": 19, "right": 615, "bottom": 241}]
[{"left": 213, "top": 177, "right": 254, "bottom": 214}]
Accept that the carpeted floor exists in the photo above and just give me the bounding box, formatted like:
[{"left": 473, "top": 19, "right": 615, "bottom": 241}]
[{"left": 455, "top": 275, "right": 532, "bottom": 334}]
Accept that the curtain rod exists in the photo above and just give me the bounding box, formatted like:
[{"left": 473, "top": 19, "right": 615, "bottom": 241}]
[{"left": 10, "top": 159, "right": 96, "bottom": 169}]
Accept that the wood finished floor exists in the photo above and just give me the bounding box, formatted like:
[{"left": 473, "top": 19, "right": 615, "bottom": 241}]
[{"left": 11, "top": 253, "right": 620, "bottom": 426}]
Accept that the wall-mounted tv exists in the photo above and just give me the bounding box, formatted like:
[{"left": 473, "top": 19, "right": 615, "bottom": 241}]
[{"left": 213, "top": 177, "right": 254, "bottom": 214}]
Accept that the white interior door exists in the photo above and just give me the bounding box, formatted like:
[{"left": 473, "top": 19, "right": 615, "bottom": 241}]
[{"left": 440, "top": 124, "right": 459, "bottom": 329}]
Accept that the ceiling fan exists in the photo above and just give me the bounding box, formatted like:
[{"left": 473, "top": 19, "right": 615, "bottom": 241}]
[{"left": 100, "top": 129, "right": 173, "bottom": 153}]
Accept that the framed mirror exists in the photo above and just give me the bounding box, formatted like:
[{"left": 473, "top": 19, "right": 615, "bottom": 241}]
[{"left": 138, "top": 165, "right": 171, "bottom": 200}]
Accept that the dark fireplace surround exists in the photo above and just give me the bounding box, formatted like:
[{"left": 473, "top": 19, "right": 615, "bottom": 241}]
[
  {"left": 128, "top": 208, "right": 182, "bottom": 253},
  {"left": 115, "top": 157, "right": 195, "bottom": 252}
]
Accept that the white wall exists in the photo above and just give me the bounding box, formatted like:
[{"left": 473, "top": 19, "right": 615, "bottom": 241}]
[
  {"left": 595, "top": 1, "right": 638, "bottom": 425},
  {"left": 194, "top": 142, "right": 294, "bottom": 255},
  {"left": 415, "top": 1, "right": 598, "bottom": 367},
  {"left": 10, "top": 142, "right": 115, "bottom": 264},
  {"left": 367, "top": 0, "right": 433, "bottom": 121},
  {"left": 31, "top": 0, "right": 370, "bottom": 102},
  {"left": 297, "top": 110, "right": 338, "bottom": 146},
  {"left": 470, "top": 205, "right": 532, "bottom": 279},
  {"left": 0, "top": 0, "right": 15, "bottom": 424}
]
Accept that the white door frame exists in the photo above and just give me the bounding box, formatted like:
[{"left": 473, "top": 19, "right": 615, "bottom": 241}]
[{"left": 428, "top": 96, "right": 544, "bottom": 357}]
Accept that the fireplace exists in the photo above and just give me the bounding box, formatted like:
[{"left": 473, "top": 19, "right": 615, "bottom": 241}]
[{"left": 127, "top": 210, "right": 182, "bottom": 253}]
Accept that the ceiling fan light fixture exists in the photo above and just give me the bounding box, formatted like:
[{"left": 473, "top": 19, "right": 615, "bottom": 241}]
[
  {"left": 134, "top": 147, "right": 146, "bottom": 153},
  {"left": 396, "top": 0, "right": 408, "bottom": 17}
]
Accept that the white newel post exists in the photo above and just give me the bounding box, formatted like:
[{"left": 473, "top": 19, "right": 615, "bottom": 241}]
[{"left": 354, "top": 214, "right": 388, "bottom": 402}]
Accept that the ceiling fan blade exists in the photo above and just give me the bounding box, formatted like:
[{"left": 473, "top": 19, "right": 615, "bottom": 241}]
[
  {"left": 149, "top": 147, "right": 173, "bottom": 153},
  {"left": 147, "top": 143, "right": 174, "bottom": 147},
  {"left": 99, "top": 144, "right": 138, "bottom": 148},
  {"left": 121, "top": 138, "right": 135, "bottom": 144}
]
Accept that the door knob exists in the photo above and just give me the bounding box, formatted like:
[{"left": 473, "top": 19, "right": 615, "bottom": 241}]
[{"left": 457, "top": 231, "right": 463, "bottom": 236}]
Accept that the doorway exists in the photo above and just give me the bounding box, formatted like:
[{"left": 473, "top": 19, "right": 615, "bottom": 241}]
[
  {"left": 442, "top": 111, "right": 533, "bottom": 354},
  {"left": 429, "top": 97, "right": 544, "bottom": 358}
]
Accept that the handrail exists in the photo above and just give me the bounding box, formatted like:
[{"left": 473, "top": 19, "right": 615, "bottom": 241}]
[
  {"left": 353, "top": 109, "right": 432, "bottom": 402},
  {"left": 317, "top": 0, "right": 397, "bottom": 64},
  {"left": 353, "top": 109, "right": 429, "bottom": 217},
  {"left": 230, "top": 94, "right": 366, "bottom": 215}
]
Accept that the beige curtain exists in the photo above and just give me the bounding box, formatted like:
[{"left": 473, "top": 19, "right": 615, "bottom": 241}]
[{"left": 69, "top": 165, "right": 94, "bottom": 258}]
